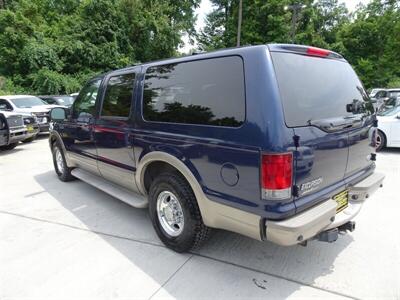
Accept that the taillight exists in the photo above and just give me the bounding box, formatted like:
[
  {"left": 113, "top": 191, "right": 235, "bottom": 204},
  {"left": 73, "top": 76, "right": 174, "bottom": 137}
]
[
  {"left": 261, "top": 153, "right": 293, "bottom": 200},
  {"left": 306, "top": 47, "right": 330, "bottom": 57}
]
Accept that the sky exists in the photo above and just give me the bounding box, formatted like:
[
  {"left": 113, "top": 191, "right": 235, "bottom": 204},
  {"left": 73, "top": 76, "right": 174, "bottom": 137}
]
[{"left": 179, "top": 0, "right": 372, "bottom": 53}]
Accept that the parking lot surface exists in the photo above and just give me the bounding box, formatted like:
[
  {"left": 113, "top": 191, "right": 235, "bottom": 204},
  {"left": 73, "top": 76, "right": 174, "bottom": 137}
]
[{"left": 1, "top": 137, "right": 399, "bottom": 300}]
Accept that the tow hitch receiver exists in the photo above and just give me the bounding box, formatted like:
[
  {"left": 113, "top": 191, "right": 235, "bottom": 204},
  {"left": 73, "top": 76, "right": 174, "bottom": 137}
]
[
  {"left": 317, "top": 228, "right": 339, "bottom": 243},
  {"left": 338, "top": 221, "right": 356, "bottom": 232},
  {"left": 317, "top": 221, "right": 356, "bottom": 243}
]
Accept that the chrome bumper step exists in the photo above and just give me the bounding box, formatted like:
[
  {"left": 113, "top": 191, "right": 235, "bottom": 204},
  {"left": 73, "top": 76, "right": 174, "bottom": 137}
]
[{"left": 71, "top": 168, "right": 148, "bottom": 208}]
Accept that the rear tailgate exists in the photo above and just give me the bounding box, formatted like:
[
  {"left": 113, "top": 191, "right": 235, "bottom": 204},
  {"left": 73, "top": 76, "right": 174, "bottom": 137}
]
[{"left": 270, "top": 46, "right": 375, "bottom": 211}]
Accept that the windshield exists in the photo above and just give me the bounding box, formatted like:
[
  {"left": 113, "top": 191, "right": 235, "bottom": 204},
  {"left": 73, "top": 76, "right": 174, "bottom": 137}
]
[
  {"left": 388, "top": 91, "right": 400, "bottom": 98},
  {"left": 385, "top": 98, "right": 398, "bottom": 107},
  {"left": 55, "top": 96, "right": 74, "bottom": 105},
  {"left": 10, "top": 97, "right": 48, "bottom": 108},
  {"left": 271, "top": 52, "right": 373, "bottom": 127},
  {"left": 378, "top": 106, "right": 400, "bottom": 116},
  {"left": 370, "top": 89, "right": 384, "bottom": 98}
]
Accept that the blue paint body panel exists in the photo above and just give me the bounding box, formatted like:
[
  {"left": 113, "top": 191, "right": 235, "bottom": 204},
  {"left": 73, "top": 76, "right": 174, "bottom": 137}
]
[{"left": 51, "top": 44, "right": 375, "bottom": 222}]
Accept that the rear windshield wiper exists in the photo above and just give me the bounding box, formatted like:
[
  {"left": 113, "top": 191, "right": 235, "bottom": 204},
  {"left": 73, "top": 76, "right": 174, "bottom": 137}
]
[{"left": 308, "top": 117, "right": 359, "bottom": 132}]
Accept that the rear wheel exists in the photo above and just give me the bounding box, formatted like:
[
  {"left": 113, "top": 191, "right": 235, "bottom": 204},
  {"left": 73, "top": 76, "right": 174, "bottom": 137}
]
[
  {"left": 52, "top": 142, "right": 74, "bottom": 181},
  {"left": 375, "top": 130, "right": 386, "bottom": 152},
  {"left": 148, "top": 172, "right": 210, "bottom": 252},
  {"left": 0, "top": 143, "right": 18, "bottom": 151}
]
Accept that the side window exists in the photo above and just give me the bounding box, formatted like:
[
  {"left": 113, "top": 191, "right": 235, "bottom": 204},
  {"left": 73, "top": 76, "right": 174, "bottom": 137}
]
[
  {"left": 0, "top": 99, "right": 13, "bottom": 110},
  {"left": 72, "top": 78, "right": 102, "bottom": 120},
  {"left": 101, "top": 73, "right": 135, "bottom": 117},
  {"left": 143, "top": 56, "right": 245, "bottom": 127}
]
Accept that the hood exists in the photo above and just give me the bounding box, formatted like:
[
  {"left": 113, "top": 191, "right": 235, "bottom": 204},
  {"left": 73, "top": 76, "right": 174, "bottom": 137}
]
[
  {"left": 0, "top": 111, "right": 23, "bottom": 118},
  {"left": 14, "top": 106, "right": 52, "bottom": 113},
  {"left": 43, "top": 104, "right": 65, "bottom": 109},
  {"left": 19, "top": 112, "right": 36, "bottom": 117}
]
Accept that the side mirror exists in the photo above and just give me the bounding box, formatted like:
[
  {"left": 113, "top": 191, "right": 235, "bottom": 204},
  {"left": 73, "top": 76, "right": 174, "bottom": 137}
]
[
  {"left": 396, "top": 114, "right": 400, "bottom": 119},
  {"left": 50, "top": 107, "right": 68, "bottom": 121}
]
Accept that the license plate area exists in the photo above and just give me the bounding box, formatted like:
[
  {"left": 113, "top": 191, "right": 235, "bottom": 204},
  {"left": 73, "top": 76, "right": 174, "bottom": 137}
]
[
  {"left": 333, "top": 190, "right": 348, "bottom": 213},
  {"left": 27, "top": 125, "right": 34, "bottom": 132}
]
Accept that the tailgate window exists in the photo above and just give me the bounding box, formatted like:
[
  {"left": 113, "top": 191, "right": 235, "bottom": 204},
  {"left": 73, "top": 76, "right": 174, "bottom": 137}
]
[{"left": 271, "top": 52, "right": 373, "bottom": 128}]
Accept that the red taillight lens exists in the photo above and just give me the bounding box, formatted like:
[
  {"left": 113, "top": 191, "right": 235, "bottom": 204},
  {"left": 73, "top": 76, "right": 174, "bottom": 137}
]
[
  {"left": 306, "top": 47, "right": 330, "bottom": 57},
  {"left": 261, "top": 153, "right": 293, "bottom": 199}
]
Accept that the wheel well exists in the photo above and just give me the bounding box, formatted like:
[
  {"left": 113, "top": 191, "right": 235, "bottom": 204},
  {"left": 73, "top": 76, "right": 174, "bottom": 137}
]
[
  {"left": 50, "top": 136, "right": 57, "bottom": 148},
  {"left": 143, "top": 161, "right": 182, "bottom": 193}
]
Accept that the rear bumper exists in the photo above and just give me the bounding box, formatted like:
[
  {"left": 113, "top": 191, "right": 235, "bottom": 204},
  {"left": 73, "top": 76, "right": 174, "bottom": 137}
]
[{"left": 265, "top": 172, "right": 385, "bottom": 246}]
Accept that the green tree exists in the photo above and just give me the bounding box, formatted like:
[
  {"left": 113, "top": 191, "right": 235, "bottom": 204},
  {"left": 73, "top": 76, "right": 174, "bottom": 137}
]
[
  {"left": 338, "top": 0, "right": 400, "bottom": 88},
  {"left": 197, "top": 0, "right": 349, "bottom": 51},
  {"left": 0, "top": 0, "right": 200, "bottom": 94}
]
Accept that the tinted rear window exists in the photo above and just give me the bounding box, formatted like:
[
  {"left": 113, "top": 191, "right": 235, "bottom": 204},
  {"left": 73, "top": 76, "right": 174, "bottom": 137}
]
[
  {"left": 271, "top": 52, "right": 372, "bottom": 127},
  {"left": 143, "top": 56, "right": 245, "bottom": 127}
]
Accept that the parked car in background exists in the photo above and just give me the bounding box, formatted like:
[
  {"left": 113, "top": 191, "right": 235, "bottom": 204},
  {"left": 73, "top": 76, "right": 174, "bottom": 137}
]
[
  {"left": 371, "top": 88, "right": 400, "bottom": 104},
  {"left": 0, "top": 95, "right": 58, "bottom": 133},
  {"left": 39, "top": 95, "right": 75, "bottom": 107},
  {"left": 369, "top": 88, "right": 385, "bottom": 99},
  {"left": 370, "top": 88, "right": 400, "bottom": 112},
  {"left": 49, "top": 44, "right": 384, "bottom": 253},
  {"left": 376, "top": 106, "right": 400, "bottom": 151},
  {"left": 0, "top": 111, "right": 28, "bottom": 150},
  {"left": 386, "top": 88, "right": 400, "bottom": 99},
  {"left": 70, "top": 92, "right": 79, "bottom": 100},
  {"left": 384, "top": 96, "right": 400, "bottom": 110},
  {"left": 21, "top": 113, "right": 40, "bottom": 143}
]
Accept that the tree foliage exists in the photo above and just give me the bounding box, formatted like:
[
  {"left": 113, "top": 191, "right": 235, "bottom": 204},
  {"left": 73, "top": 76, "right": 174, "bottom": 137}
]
[
  {"left": 199, "top": 0, "right": 400, "bottom": 89},
  {"left": 0, "top": 0, "right": 200, "bottom": 94},
  {"left": 0, "top": 0, "right": 399, "bottom": 94}
]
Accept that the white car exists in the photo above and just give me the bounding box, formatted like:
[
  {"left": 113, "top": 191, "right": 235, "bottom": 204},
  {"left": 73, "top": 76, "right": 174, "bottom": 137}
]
[
  {"left": 376, "top": 106, "right": 400, "bottom": 151},
  {"left": 0, "top": 95, "right": 62, "bottom": 133}
]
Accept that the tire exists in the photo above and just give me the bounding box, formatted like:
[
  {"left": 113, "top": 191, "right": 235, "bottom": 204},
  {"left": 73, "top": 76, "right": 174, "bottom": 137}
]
[
  {"left": 0, "top": 143, "right": 18, "bottom": 151},
  {"left": 52, "top": 142, "right": 75, "bottom": 182},
  {"left": 148, "top": 172, "right": 211, "bottom": 253},
  {"left": 22, "top": 135, "right": 37, "bottom": 143},
  {"left": 375, "top": 130, "right": 386, "bottom": 152}
]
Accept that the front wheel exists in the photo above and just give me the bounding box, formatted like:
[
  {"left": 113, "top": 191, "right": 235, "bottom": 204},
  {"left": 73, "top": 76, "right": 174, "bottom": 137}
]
[
  {"left": 52, "top": 142, "right": 74, "bottom": 182},
  {"left": 148, "top": 172, "right": 211, "bottom": 253},
  {"left": 0, "top": 143, "right": 18, "bottom": 151},
  {"left": 375, "top": 130, "right": 386, "bottom": 152}
]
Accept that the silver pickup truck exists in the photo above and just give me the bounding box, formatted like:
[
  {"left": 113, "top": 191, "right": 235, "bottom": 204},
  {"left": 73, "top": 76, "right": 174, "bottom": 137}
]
[{"left": 0, "top": 111, "right": 29, "bottom": 150}]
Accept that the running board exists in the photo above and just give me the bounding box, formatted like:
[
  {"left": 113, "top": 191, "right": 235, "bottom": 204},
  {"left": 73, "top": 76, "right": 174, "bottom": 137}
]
[{"left": 71, "top": 168, "right": 148, "bottom": 208}]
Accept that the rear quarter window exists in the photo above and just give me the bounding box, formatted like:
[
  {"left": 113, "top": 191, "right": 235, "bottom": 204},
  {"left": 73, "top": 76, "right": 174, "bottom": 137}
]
[{"left": 142, "top": 56, "right": 245, "bottom": 127}]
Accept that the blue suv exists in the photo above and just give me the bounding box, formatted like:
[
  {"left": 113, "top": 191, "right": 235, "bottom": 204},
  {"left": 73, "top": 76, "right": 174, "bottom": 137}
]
[{"left": 49, "top": 44, "right": 384, "bottom": 252}]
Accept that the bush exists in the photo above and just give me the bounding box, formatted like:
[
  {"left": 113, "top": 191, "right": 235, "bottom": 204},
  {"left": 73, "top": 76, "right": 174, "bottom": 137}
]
[
  {"left": 29, "top": 68, "right": 81, "bottom": 94},
  {"left": 387, "top": 78, "right": 400, "bottom": 89},
  {"left": 0, "top": 76, "right": 26, "bottom": 95}
]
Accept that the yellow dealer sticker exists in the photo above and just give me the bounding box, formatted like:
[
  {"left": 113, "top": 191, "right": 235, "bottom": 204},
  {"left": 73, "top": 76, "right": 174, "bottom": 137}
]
[{"left": 333, "top": 190, "right": 348, "bottom": 213}]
